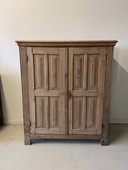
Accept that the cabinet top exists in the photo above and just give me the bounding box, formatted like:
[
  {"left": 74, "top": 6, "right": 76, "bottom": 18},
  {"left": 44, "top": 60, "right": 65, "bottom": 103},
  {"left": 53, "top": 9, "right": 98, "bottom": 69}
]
[{"left": 16, "top": 40, "right": 118, "bottom": 47}]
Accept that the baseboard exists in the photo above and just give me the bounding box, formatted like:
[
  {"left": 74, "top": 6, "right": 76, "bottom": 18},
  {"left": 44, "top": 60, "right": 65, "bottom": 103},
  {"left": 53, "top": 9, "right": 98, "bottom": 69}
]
[
  {"left": 4, "top": 120, "right": 23, "bottom": 125},
  {"left": 109, "top": 119, "right": 128, "bottom": 124}
]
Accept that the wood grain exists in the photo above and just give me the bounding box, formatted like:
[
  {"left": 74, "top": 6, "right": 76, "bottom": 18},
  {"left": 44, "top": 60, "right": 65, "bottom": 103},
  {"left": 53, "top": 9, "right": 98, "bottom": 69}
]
[
  {"left": 16, "top": 40, "right": 118, "bottom": 47},
  {"left": 101, "top": 47, "right": 114, "bottom": 145},
  {"left": 68, "top": 47, "right": 106, "bottom": 135},
  {"left": 19, "top": 47, "right": 31, "bottom": 145},
  {"left": 17, "top": 41, "right": 117, "bottom": 145},
  {"left": 27, "top": 47, "right": 67, "bottom": 135}
]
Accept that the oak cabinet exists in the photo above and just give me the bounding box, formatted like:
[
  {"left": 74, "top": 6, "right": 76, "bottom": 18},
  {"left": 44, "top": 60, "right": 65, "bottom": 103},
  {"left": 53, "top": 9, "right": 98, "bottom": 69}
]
[
  {"left": 16, "top": 41, "right": 117, "bottom": 145},
  {"left": 0, "top": 93, "right": 3, "bottom": 126},
  {"left": 0, "top": 77, "right": 3, "bottom": 126}
]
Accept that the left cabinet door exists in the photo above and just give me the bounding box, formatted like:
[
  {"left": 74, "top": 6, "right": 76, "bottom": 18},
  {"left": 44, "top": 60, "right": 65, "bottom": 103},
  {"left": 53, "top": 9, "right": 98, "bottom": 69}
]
[{"left": 27, "top": 47, "right": 67, "bottom": 135}]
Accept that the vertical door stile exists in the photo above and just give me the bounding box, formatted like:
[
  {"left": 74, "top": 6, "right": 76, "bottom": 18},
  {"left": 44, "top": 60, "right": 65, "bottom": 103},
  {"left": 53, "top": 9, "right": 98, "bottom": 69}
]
[
  {"left": 65, "top": 48, "right": 68, "bottom": 135},
  {"left": 44, "top": 54, "right": 49, "bottom": 129},
  {"left": 96, "top": 48, "right": 106, "bottom": 134},
  {"left": 58, "top": 48, "right": 62, "bottom": 130},
  {"left": 68, "top": 48, "right": 73, "bottom": 134},
  {"left": 59, "top": 48, "right": 63, "bottom": 132},
  {"left": 27, "top": 47, "right": 35, "bottom": 133},
  {"left": 59, "top": 48, "right": 67, "bottom": 133},
  {"left": 82, "top": 54, "right": 88, "bottom": 129}
]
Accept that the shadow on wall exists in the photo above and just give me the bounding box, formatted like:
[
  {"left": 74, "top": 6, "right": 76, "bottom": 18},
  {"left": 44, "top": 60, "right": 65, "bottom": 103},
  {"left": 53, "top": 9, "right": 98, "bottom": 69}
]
[
  {"left": 0, "top": 76, "right": 7, "bottom": 124},
  {"left": 110, "top": 47, "right": 128, "bottom": 123},
  {"left": 0, "top": 73, "right": 23, "bottom": 124}
]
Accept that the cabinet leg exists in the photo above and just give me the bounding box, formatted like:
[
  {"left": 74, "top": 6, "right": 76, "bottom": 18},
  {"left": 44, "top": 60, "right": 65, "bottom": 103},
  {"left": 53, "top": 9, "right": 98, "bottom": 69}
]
[
  {"left": 24, "top": 137, "right": 31, "bottom": 145},
  {"left": 101, "top": 123, "right": 109, "bottom": 146},
  {"left": 101, "top": 138, "right": 109, "bottom": 146},
  {"left": 24, "top": 133, "right": 31, "bottom": 145}
]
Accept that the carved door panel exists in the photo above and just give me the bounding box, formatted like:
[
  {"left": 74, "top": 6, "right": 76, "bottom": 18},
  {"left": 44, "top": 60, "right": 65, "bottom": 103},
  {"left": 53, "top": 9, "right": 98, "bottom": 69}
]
[
  {"left": 68, "top": 47, "right": 106, "bottom": 135},
  {"left": 27, "top": 47, "right": 67, "bottom": 134}
]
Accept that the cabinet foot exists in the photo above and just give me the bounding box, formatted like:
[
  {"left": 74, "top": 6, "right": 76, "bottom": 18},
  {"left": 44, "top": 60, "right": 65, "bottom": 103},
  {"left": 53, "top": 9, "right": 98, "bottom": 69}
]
[
  {"left": 101, "top": 138, "right": 109, "bottom": 146},
  {"left": 24, "top": 137, "right": 32, "bottom": 145}
]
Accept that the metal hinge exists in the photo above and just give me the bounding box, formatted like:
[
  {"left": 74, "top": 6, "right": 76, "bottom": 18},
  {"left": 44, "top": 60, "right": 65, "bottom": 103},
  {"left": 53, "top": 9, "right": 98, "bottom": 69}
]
[
  {"left": 26, "top": 55, "right": 28, "bottom": 62},
  {"left": 103, "top": 56, "right": 108, "bottom": 64},
  {"left": 68, "top": 91, "right": 72, "bottom": 98},
  {"left": 101, "top": 124, "right": 104, "bottom": 134}
]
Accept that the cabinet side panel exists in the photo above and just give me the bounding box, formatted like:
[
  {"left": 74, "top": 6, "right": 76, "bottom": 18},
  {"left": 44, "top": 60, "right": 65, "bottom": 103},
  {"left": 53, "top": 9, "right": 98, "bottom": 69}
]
[
  {"left": 101, "top": 47, "right": 114, "bottom": 145},
  {"left": 19, "top": 47, "right": 31, "bottom": 145},
  {"left": 95, "top": 48, "right": 106, "bottom": 134}
]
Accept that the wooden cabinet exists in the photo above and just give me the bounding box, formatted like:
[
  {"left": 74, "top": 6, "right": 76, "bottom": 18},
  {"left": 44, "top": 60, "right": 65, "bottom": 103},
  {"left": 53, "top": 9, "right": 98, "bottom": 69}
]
[
  {"left": 0, "top": 78, "right": 3, "bottom": 126},
  {"left": 0, "top": 95, "right": 3, "bottom": 125},
  {"left": 16, "top": 40, "right": 117, "bottom": 145}
]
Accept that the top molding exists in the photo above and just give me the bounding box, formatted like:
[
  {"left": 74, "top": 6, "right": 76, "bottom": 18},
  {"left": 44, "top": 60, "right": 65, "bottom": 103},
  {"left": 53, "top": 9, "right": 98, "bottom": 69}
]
[{"left": 16, "top": 40, "right": 118, "bottom": 47}]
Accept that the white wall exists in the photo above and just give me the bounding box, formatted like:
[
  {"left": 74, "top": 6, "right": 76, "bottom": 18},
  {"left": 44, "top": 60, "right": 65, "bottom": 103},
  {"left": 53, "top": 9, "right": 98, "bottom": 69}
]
[{"left": 0, "top": 0, "right": 128, "bottom": 124}]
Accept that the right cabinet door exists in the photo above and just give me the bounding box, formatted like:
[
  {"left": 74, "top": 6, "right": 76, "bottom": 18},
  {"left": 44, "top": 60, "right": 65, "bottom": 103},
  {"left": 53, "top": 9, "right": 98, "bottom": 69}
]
[{"left": 68, "top": 47, "right": 106, "bottom": 135}]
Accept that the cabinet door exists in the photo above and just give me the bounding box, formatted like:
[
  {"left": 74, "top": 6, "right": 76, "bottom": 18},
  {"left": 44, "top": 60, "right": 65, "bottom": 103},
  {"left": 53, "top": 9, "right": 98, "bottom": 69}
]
[
  {"left": 27, "top": 47, "right": 67, "bottom": 134},
  {"left": 68, "top": 47, "right": 106, "bottom": 135}
]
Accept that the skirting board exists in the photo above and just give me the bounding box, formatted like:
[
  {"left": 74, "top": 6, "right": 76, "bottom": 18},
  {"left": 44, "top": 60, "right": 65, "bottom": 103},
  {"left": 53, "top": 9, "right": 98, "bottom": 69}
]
[
  {"left": 109, "top": 119, "right": 128, "bottom": 124},
  {"left": 3, "top": 119, "right": 128, "bottom": 125}
]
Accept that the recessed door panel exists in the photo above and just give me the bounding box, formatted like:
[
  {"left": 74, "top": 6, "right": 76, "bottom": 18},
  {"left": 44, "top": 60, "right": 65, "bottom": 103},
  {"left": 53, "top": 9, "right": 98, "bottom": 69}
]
[
  {"left": 73, "top": 55, "right": 84, "bottom": 90},
  {"left": 49, "top": 97, "right": 59, "bottom": 128},
  {"left": 72, "top": 97, "right": 83, "bottom": 129},
  {"left": 87, "top": 55, "right": 98, "bottom": 90},
  {"left": 48, "top": 55, "right": 59, "bottom": 90}
]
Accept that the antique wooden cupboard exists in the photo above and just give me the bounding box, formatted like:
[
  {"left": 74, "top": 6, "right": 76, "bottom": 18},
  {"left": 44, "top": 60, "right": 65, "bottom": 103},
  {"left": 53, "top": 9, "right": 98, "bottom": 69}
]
[
  {"left": 16, "top": 40, "right": 117, "bottom": 145},
  {"left": 0, "top": 77, "right": 3, "bottom": 126},
  {"left": 0, "top": 93, "right": 3, "bottom": 125}
]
